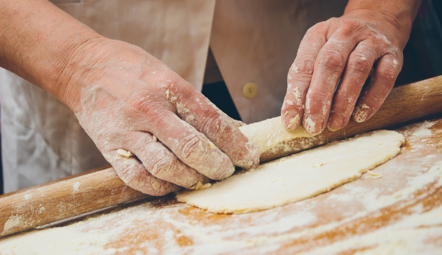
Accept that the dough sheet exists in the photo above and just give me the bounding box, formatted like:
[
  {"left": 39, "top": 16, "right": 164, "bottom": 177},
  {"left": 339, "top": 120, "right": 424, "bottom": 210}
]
[{"left": 177, "top": 130, "right": 404, "bottom": 213}]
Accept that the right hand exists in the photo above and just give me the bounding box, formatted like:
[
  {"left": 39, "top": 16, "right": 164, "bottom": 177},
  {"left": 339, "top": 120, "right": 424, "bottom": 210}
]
[
  {"left": 61, "top": 39, "right": 260, "bottom": 195},
  {"left": 281, "top": 2, "right": 418, "bottom": 135}
]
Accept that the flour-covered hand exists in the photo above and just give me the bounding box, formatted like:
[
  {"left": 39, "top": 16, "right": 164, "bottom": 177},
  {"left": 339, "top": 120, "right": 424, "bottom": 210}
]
[
  {"left": 62, "top": 39, "right": 259, "bottom": 195},
  {"left": 282, "top": 1, "right": 420, "bottom": 134}
]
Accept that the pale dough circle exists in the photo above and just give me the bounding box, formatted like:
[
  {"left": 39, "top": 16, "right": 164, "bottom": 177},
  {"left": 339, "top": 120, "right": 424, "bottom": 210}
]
[{"left": 176, "top": 130, "right": 404, "bottom": 213}]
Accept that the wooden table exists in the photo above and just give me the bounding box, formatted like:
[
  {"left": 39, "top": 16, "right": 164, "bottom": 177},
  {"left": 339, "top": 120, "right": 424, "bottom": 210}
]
[{"left": 1, "top": 117, "right": 442, "bottom": 254}]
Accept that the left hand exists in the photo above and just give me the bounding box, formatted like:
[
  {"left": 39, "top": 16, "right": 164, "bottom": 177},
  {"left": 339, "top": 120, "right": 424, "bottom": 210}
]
[{"left": 281, "top": 8, "right": 413, "bottom": 134}]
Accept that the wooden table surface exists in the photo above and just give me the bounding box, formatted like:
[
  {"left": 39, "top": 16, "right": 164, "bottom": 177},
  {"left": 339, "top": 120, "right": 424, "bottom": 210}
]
[{"left": 1, "top": 117, "right": 442, "bottom": 255}]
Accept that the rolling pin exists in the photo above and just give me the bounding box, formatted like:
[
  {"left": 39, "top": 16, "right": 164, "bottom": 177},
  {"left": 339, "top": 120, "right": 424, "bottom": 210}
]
[{"left": 1, "top": 75, "right": 442, "bottom": 237}]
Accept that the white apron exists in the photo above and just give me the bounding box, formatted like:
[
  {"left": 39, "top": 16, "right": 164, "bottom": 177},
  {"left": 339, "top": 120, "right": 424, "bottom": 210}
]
[{"left": 0, "top": 0, "right": 347, "bottom": 192}]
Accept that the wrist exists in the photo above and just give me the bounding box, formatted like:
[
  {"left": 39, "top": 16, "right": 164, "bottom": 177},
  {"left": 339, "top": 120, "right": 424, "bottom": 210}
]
[
  {"left": 343, "top": 1, "right": 420, "bottom": 49},
  {"left": 52, "top": 35, "right": 108, "bottom": 113},
  {"left": 343, "top": 9, "right": 412, "bottom": 49}
]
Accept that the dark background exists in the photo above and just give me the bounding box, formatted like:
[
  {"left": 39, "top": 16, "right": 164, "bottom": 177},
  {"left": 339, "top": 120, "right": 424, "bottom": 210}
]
[{"left": 397, "top": 0, "right": 442, "bottom": 85}]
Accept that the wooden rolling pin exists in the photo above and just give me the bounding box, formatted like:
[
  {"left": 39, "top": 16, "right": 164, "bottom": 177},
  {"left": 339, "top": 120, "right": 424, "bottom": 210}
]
[{"left": 1, "top": 75, "right": 442, "bottom": 237}]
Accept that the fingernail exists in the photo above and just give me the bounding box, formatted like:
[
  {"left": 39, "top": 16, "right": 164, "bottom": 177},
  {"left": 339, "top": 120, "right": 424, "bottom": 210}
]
[
  {"left": 304, "top": 114, "right": 323, "bottom": 135},
  {"left": 353, "top": 106, "right": 370, "bottom": 123},
  {"left": 327, "top": 112, "right": 345, "bottom": 131},
  {"left": 287, "top": 115, "right": 301, "bottom": 130},
  {"left": 283, "top": 110, "right": 301, "bottom": 131}
]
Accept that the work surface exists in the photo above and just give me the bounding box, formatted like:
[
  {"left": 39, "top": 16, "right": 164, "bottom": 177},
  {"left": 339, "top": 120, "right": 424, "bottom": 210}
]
[{"left": 1, "top": 117, "right": 442, "bottom": 254}]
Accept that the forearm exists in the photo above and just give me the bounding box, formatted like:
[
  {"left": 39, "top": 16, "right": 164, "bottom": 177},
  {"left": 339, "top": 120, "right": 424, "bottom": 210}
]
[
  {"left": 0, "top": 0, "right": 102, "bottom": 105},
  {"left": 344, "top": 0, "right": 422, "bottom": 48},
  {"left": 0, "top": 0, "right": 260, "bottom": 194}
]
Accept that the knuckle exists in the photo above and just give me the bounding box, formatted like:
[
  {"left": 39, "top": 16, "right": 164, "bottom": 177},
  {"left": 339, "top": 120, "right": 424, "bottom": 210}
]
[
  {"left": 155, "top": 71, "right": 182, "bottom": 89},
  {"left": 320, "top": 52, "right": 346, "bottom": 70},
  {"left": 149, "top": 152, "right": 175, "bottom": 177},
  {"left": 307, "top": 21, "right": 326, "bottom": 34},
  {"left": 117, "top": 163, "right": 142, "bottom": 187},
  {"left": 378, "top": 65, "right": 397, "bottom": 81},
  {"left": 168, "top": 74, "right": 195, "bottom": 97},
  {"left": 349, "top": 56, "right": 371, "bottom": 74},
  {"left": 115, "top": 158, "right": 172, "bottom": 196},
  {"left": 337, "top": 19, "right": 363, "bottom": 36},
  {"left": 201, "top": 114, "right": 228, "bottom": 135},
  {"left": 178, "top": 132, "right": 206, "bottom": 162},
  {"left": 322, "top": 17, "right": 338, "bottom": 29},
  {"left": 161, "top": 72, "right": 181, "bottom": 85},
  {"left": 127, "top": 92, "right": 153, "bottom": 114},
  {"left": 292, "top": 59, "right": 315, "bottom": 76},
  {"left": 327, "top": 17, "right": 339, "bottom": 23}
]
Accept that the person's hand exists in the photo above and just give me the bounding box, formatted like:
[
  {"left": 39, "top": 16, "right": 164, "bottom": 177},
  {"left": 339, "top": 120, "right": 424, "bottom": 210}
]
[
  {"left": 0, "top": 0, "right": 258, "bottom": 196},
  {"left": 281, "top": 7, "right": 415, "bottom": 134},
  {"left": 62, "top": 39, "right": 259, "bottom": 195}
]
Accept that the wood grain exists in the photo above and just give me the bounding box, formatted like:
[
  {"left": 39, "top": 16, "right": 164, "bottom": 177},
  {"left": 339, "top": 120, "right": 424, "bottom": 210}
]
[
  {"left": 0, "top": 168, "right": 149, "bottom": 237},
  {"left": 1, "top": 75, "right": 442, "bottom": 237},
  {"left": 2, "top": 117, "right": 442, "bottom": 253}
]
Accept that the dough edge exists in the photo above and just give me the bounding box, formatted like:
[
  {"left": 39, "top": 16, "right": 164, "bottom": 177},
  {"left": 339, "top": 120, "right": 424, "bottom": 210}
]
[{"left": 177, "top": 130, "right": 405, "bottom": 214}]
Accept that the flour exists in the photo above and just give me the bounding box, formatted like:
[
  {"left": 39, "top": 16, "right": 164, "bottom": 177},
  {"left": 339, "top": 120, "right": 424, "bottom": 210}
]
[
  {"left": 303, "top": 116, "right": 317, "bottom": 134},
  {"left": 411, "top": 121, "right": 434, "bottom": 137},
  {"left": 1, "top": 119, "right": 440, "bottom": 254},
  {"left": 302, "top": 202, "right": 442, "bottom": 255},
  {"left": 0, "top": 204, "right": 155, "bottom": 254},
  {"left": 73, "top": 182, "right": 80, "bottom": 192},
  {"left": 1, "top": 163, "right": 441, "bottom": 254},
  {"left": 2, "top": 216, "right": 24, "bottom": 236},
  {"left": 38, "top": 207, "right": 46, "bottom": 214}
]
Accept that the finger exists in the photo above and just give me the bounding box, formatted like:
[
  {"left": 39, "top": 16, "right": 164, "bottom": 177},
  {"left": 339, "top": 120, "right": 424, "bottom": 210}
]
[
  {"left": 125, "top": 132, "right": 205, "bottom": 188},
  {"left": 230, "top": 118, "right": 246, "bottom": 128},
  {"left": 165, "top": 81, "right": 259, "bottom": 169},
  {"left": 302, "top": 33, "right": 358, "bottom": 134},
  {"left": 282, "top": 23, "right": 328, "bottom": 131},
  {"left": 353, "top": 54, "right": 402, "bottom": 123},
  {"left": 327, "top": 42, "right": 377, "bottom": 131},
  {"left": 105, "top": 151, "right": 179, "bottom": 196},
  {"left": 147, "top": 109, "right": 236, "bottom": 180}
]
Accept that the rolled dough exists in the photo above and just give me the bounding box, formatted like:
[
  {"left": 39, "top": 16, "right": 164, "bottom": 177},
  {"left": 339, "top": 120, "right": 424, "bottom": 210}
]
[
  {"left": 238, "top": 117, "right": 313, "bottom": 155},
  {"left": 176, "top": 130, "right": 404, "bottom": 213}
]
